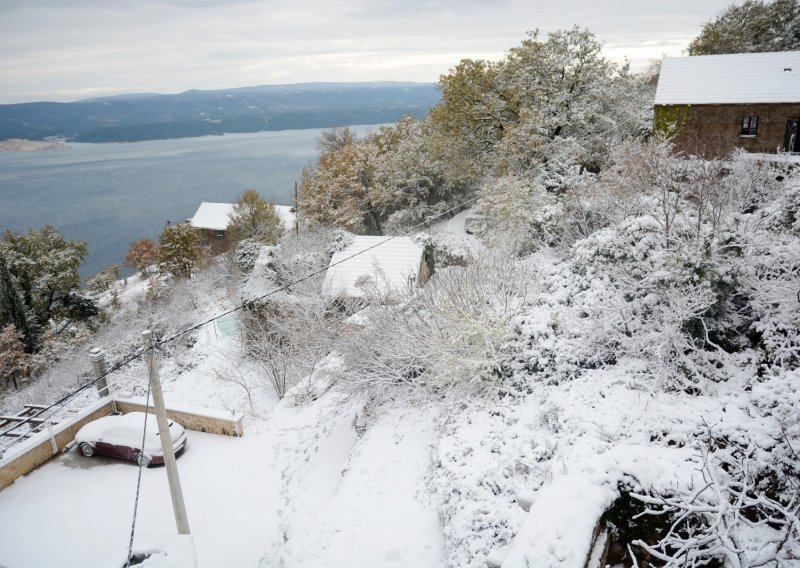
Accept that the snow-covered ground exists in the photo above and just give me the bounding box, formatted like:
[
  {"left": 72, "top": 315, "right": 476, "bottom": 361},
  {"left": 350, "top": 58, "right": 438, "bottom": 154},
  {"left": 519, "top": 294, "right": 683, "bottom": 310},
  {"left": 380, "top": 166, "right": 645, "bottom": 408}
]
[
  {"left": 3, "top": 326, "right": 792, "bottom": 567},
  {"left": 1, "top": 185, "right": 797, "bottom": 566},
  {"left": 0, "top": 315, "right": 445, "bottom": 568}
]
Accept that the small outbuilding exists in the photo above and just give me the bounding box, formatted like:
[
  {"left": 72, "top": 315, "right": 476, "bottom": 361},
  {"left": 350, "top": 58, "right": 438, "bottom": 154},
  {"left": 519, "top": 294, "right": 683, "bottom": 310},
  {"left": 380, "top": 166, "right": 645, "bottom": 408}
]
[
  {"left": 654, "top": 52, "right": 800, "bottom": 157},
  {"left": 189, "top": 202, "right": 235, "bottom": 250},
  {"left": 322, "top": 236, "right": 430, "bottom": 299},
  {"left": 188, "top": 202, "right": 296, "bottom": 251}
]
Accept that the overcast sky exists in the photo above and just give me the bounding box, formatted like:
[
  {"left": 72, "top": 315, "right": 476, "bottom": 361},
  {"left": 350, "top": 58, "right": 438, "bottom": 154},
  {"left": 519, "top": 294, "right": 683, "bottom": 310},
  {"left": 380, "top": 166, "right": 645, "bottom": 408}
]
[{"left": 0, "top": 0, "right": 732, "bottom": 104}]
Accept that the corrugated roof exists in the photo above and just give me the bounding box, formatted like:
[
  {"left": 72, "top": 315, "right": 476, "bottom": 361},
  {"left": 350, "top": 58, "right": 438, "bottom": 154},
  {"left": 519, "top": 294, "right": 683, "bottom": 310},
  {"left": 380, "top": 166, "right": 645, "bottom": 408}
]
[
  {"left": 189, "top": 202, "right": 234, "bottom": 231},
  {"left": 654, "top": 52, "right": 800, "bottom": 105},
  {"left": 322, "top": 236, "right": 424, "bottom": 298}
]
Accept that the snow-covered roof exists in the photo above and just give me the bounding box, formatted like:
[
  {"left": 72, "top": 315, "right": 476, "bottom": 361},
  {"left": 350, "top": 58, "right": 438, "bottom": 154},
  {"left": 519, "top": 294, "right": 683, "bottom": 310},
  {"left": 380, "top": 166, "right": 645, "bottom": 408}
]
[
  {"left": 189, "top": 202, "right": 234, "bottom": 231},
  {"left": 655, "top": 52, "right": 800, "bottom": 105},
  {"left": 322, "top": 236, "right": 424, "bottom": 298}
]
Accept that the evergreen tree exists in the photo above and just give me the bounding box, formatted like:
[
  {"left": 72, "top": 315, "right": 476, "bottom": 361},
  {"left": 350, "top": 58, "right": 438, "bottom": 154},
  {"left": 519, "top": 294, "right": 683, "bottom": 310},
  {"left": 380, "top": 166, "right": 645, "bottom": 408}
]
[
  {"left": 0, "top": 324, "right": 29, "bottom": 389},
  {"left": 0, "top": 251, "right": 38, "bottom": 352}
]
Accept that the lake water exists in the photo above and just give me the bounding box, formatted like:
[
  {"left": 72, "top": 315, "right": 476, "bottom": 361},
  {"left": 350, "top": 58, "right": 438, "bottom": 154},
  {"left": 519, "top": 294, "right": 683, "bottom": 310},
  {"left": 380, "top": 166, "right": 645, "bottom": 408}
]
[{"left": 0, "top": 125, "right": 378, "bottom": 278}]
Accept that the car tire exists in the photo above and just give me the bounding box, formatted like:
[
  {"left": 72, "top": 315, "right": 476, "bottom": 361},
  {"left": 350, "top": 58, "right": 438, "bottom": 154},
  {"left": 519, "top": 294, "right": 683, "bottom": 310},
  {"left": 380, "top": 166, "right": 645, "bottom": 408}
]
[
  {"left": 136, "top": 454, "right": 151, "bottom": 468},
  {"left": 79, "top": 442, "right": 95, "bottom": 457}
]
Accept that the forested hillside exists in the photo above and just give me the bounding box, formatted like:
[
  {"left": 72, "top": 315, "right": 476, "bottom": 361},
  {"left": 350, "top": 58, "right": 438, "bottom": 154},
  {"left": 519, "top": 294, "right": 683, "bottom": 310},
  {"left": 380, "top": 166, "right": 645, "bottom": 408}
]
[{"left": 0, "top": 82, "right": 440, "bottom": 142}]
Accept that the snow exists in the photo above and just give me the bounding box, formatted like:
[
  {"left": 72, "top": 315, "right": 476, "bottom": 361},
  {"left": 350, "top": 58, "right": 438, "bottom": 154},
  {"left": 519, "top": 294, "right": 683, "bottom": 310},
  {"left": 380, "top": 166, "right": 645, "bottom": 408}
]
[
  {"left": 275, "top": 205, "right": 296, "bottom": 232},
  {"left": 502, "top": 475, "right": 616, "bottom": 568},
  {"left": 104, "top": 535, "right": 198, "bottom": 568},
  {"left": 280, "top": 403, "right": 445, "bottom": 568},
  {"left": 655, "top": 52, "right": 800, "bottom": 105},
  {"left": 321, "top": 235, "right": 425, "bottom": 298},
  {"left": 188, "top": 202, "right": 234, "bottom": 231},
  {"left": 430, "top": 208, "right": 483, "bottom": 255},
  {"left": 113, "top": 395, "right": 245, "bottom": 423}
]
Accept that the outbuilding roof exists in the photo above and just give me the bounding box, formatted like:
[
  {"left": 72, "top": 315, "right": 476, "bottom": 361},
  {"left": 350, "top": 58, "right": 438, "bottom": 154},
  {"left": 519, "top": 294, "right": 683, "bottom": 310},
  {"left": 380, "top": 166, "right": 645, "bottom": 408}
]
[
  {"left": 654, "top": 52, "right": 800, "bottom": 105},
  {"left": 189, "top": 202, "right": 234, "bottom": 231},
  {"left": 322, "top": 236, "right": 424, "bottom": 298}
]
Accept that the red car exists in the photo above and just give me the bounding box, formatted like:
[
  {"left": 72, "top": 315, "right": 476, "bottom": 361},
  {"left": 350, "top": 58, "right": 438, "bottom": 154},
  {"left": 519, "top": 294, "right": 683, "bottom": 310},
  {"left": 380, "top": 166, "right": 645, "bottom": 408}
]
[{"left": 74, "top": 412, "right": 187, "bottom": 467}]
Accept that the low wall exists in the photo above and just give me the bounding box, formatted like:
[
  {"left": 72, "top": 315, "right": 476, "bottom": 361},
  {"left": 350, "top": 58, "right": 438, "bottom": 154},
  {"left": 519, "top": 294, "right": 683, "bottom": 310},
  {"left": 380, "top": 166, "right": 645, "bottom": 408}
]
[
  {"left": 114, "top": 396, "right": 244, "bottom": 437},
  {"left": 0, "top": 400, "right": 114, "bottom": 491}
]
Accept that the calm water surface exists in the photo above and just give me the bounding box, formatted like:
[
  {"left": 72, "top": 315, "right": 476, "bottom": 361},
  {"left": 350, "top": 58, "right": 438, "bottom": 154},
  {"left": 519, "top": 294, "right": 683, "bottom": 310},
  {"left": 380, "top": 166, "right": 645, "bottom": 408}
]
[{"left": 0, "top": 126, "right": 377, "bottom": 278}]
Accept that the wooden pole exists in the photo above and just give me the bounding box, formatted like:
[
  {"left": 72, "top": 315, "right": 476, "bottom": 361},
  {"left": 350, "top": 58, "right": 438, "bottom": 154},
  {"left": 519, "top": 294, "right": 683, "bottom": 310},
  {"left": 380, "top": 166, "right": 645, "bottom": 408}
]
[
  {"left": 294, "top": 181, "right": 299, "bottom": 236},
  {"left": 141, "top": 330, "right": 191, "bottom": 535}
]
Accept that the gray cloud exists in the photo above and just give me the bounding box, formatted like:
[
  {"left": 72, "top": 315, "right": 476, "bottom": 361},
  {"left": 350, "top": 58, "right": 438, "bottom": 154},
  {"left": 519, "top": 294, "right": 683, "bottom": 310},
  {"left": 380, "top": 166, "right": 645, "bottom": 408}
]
[{"left": 0, "top": 0, "right": 732, "bottom": 103}]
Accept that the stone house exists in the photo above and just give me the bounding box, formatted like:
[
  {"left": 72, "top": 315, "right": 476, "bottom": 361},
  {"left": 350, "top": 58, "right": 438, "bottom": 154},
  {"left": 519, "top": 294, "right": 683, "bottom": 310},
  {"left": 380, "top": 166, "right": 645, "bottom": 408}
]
[
  {"left": 188, "top": 202, "right": 235, "bottom": 251},
  {"left": 654, "top": 52, "right": 800, "bottom": 158}
]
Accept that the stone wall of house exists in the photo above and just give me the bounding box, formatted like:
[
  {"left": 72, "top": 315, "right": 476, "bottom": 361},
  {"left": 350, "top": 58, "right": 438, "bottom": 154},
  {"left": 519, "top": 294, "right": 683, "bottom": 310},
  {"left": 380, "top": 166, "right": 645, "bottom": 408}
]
[
  {"left": 196, "top": 228, "right": 231, "bottom": 253},
  {"left": 655, "top": 103, "right": 800, "bottom": 157}
]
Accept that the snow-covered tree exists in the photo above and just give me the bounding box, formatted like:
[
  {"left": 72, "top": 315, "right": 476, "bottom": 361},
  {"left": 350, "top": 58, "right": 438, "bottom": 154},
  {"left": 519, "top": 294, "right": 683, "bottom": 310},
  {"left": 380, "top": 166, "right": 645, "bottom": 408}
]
[
  {"left": 688, "top": 0, "right": 800, "bottom": 55},
  {"left": 431, "top": 27, "right": 651, "bottom": 187},
  {"left": 473, "top": 175, "right": 560, "bottom": 255},
  {"left": 124, "top": 237, "right": 159, "bottom": 276},
  {"left": 227, "top": 189, "right": 282, "bottom": 245},
  {"left": 0, "top": 251, "right": 38, "bottom": 352},
  {"left": 370, "top": 117, "right": 472, "bottom": 231},
  {"left": 299, "top": 135, "right": 383, "bottom": 234},
  {"left": 157, "top": 222, "right": 204, "bottom": 278},
  {"left": 0, "top": 226, "right": 87, "bottom": 324},
  {"left": 86, "top": 264, "right": 119, "bottom": 294}
]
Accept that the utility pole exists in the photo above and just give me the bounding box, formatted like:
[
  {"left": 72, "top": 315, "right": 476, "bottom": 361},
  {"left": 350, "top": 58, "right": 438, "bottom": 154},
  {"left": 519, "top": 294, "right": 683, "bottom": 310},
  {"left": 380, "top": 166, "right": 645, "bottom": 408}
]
[
  {"left": 141, "top": 330, "right": 191, "bottom": 535},
  {"left": 294, "top": 181, "right": 299, "bottom": 237}
]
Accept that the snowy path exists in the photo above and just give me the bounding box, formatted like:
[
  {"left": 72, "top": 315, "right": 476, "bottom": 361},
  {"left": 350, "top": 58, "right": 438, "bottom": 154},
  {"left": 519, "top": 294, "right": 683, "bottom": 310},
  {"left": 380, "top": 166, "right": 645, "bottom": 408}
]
[{"left": 277, "top": 402, "right": 445, "bottom": 568}]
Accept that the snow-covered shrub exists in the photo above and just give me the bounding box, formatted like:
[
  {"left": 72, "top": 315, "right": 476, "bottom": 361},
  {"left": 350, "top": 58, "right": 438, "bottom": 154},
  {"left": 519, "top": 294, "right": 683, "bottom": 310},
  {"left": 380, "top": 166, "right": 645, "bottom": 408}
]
[
  {"left": 234, "top": 238, "right": 264, "bottom": 271},
  {"left": 433, "top": 399, "right": 555, "bottom": 568},
  {"left": 473, "top": 175, "right": 562, "bottom": 255},
  {"left": 417, "top": 231, "right": 473, "bottom": 268},
  {"left": 746, "top": 239, "right": 800, "bottom": 368},
  {"left": 241, "top": 291, "right": 347, "bottom": 400},
  {"left": 342, "top": 250, "right": 535, "bottom": 398}
]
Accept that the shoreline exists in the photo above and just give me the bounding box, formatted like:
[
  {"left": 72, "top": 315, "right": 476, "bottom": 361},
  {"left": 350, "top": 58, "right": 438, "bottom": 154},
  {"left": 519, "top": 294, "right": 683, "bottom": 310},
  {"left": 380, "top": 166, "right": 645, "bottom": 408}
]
[{"left": 0, "top": 138, "right": 68, "bottom": 152}]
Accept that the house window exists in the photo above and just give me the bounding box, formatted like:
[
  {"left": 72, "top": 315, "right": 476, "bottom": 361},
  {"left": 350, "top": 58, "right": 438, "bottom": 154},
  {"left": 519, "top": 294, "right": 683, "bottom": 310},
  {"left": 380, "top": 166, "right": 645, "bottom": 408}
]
[
  {"left": 741, "top": 116, "right": 758, "bottom": 136},
  {"left": 200, "top": 228, "right": 208, "bottom": 238},
  {"left": 216, "top": 230, "right": 225, "bottom": 240}
]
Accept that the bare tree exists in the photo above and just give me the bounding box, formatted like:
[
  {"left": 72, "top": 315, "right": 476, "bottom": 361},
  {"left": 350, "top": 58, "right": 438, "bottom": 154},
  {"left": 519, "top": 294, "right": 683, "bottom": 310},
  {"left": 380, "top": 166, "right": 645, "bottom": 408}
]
[{"left": 317, "top": 126, "right": 357, "bottom": 152}]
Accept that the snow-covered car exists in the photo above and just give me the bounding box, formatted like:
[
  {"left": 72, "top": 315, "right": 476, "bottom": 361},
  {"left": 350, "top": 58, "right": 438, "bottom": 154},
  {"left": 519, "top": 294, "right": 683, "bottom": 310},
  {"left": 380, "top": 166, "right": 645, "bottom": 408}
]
[
  {"left": 74, "top": 412, "right": 187, "bottom": 467},
  {"left": 463, "top": 214, "right": 485, "bottom": 235}
]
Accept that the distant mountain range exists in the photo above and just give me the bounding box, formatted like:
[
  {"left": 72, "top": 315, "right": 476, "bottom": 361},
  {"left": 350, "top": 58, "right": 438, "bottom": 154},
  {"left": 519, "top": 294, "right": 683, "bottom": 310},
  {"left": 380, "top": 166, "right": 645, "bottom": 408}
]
[{"left": 0, "top": 82, "right": 441, "bottom": 143}]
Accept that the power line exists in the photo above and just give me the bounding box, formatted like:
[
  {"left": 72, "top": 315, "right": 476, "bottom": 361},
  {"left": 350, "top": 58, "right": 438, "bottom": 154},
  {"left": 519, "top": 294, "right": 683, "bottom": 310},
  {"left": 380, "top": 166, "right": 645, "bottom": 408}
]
[
  {"left": 0, "top": 348, "right": 149, "bottom": 449},
  {"left": 0, "top": 115, "right": 638, "bottom": 452}
]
